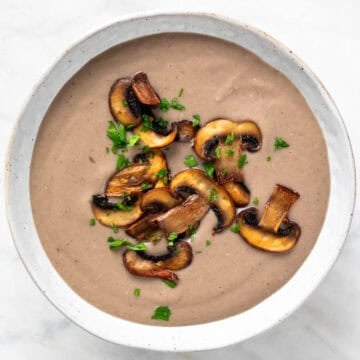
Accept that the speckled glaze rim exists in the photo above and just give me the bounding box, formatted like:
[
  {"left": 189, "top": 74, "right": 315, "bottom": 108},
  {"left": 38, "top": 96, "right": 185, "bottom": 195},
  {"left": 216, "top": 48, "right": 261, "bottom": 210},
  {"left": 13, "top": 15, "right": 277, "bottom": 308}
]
[{"left": 5, "top": 12, "right": 356, "bottom": 352}]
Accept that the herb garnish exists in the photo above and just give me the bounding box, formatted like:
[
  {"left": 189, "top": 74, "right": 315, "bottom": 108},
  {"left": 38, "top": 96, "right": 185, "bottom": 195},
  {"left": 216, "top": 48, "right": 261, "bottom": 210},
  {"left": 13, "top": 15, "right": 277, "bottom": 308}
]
[
  {"left": 152, "top": 306, "right": 171, "bottom": 321},
  {"left": 178, "top": 88, "right": 184, "bottom": 97},
  {"left": 141, "top": 114, "right": 153, "bottom": 132},
  {"left": 133, "top": 288, "right": 141, "bottom": 297},
  {"left": 252, "top": 197, "right": 259, "bottom": 206},
  {"left": 168, "top": 232, "right": 178, "bottom": 247},
  {"left": 159, "top": 98, "right": 185, "bottom": 112},
  {"left": 157, "top": 168, "right": 168, "bottom": 179},
  {"left": 122, "top": 100, "right": 128, "bottom": 107},
  {"left": 108, "top": 237, "right": 147, "bottom": 251},
  {"left": 274, "top": 137, "right": 289, "bottom": 151},
  {"left": 238, "top": 154, "right": 248, "bottom": 168},
  {"left": 89, "top": 156, "right": 96, "bottom": 163},
  {"left": 208, "top": 188, "right": 218, "bottom": 202},
  {"left": 141, "top": 183, "right": 151, "bottom": 191},
  {"left": 203, "top": 162, "right": 215, "bottom": 178},
  {"left": 105, "top": 147, "right": 110, "bottom": 154},
  {"left": 128, "top": 134, "right": 141, "bottom": 147},
  {"left": 142, "top": 145, "right": 154, "bottom": 158},
  {"left": 107, "top": 121, "right": 127, "bottom": 151},
  {"left": 170, "top": 98, "right": 185, "bottom": 111},
  {"left": 230, "top": 224, "right": 240, "bottom": 233},
  {"left": 116, "top": 154, "right": 130, "bottom": 171},
  {"left": 192, "top": 114, "right": 201, "bottom": 127},
  {"left": 184, "top": 154, "right": 198, "bottom": 168},
  {"left": 89, "top": 218, "right": 96, "bottom": 226},
  {"left": 112, "top": 223, "right": 119, "bottom": 234},
  {"left": 214, "top": 147, "right": 221, "bottom": 159},
  {"left": 115, "top": 201, "right": 133, "bottom": 211},
  {"left": 188, "top": 224, "right": 196, "bottom": 242},
  {"left": 266, "top": 156, "right": 272, "bottom": 162},
  {"left": 206, "top": 239, "right": 212, "bottom": 246},
  {"left": 225, "top": 149, "right": 234, "bottom": 156},
  {"left": 162, "top": 279, "right": 177, "bottom": 288},
  {"left": 224, "top": 131, "right": 235, "bottom": 145}
]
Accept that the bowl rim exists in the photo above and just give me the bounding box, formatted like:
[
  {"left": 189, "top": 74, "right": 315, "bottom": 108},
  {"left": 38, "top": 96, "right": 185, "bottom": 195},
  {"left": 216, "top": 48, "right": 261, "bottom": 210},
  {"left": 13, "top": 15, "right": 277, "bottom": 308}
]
[{"left": 5, "top": 11, "right": 356, "bottom": 352}]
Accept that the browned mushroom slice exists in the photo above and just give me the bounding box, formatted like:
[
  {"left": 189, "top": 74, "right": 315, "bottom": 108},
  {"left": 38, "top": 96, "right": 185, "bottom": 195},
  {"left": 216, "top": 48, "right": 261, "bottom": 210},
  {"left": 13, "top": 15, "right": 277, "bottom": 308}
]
[
  {"left": 236, "top": 184, "right": 301, "bottom": 252},
  {"left": 131, "top": 72, "right": 160, "bottom": 106},
  {"left": 152, "top": 194, "right": 210, "bottom": 234},
  {"left": 123, "top": 241, "right": 193, "bottom": 281},
  {"left": 109, "top": 78, "right": 142, "bottom": 126},
  {"left": 141, "top": 187, "right": 181, "bottom": 213},
  {"left": 223, "top": 182, "right": 250, "bottom": 207},
  {"left": 92, "top": 194, "right": 143, "bottom": 228},
  {"left": 170, "top": 169, "right": 236, "bottom": 232},
  {"left": 125, "top": 213, "right": 164, "bottom": 242},
  {"left": 105, "top": 150, "right": 168, "bottom": 196},
  {"left": 175, "top": 120, "right": 198, "bottom": 142},
  {"left": 133, "top": 123, "right": 177, "bottom": 149},
  {"left": 193, "top": 119, "right": 262, "bottom": 160}
]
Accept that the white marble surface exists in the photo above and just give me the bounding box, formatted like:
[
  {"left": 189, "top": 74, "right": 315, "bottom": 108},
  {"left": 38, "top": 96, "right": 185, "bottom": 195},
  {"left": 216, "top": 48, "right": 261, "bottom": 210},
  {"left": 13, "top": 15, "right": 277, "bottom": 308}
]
[{"left": 0, "top": 0, "right": 359, "bottom": 358}]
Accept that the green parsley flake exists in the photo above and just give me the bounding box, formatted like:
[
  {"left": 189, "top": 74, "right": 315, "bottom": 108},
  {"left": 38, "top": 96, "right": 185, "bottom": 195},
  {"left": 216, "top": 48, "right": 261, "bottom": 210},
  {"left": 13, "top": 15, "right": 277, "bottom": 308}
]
[
  {"left": 107, "top": 121, "right": 127, "bottom": 151},
  {"left": 108, "top": 238, "right": 147, "bottom": 251},
  {"left": 230, "top": 224, "right": 240, "bottom": 233},
  {"left": 168, "top": 232, "right": 178, "bottom": 247},
  {"left": 159, "top": 98, "right": 171, "bottom": 112},
  {"left": 89, "top": 218, "right": 96, "bottom": 226},
  {"left": 274, "top": 137, "right": 289, "bottom": 151},
  {"left": 141, "top": 183, "right": 150, "bottom": 191},
  {"left": 224, "top": 131, "right": 235, "bottom": 145},
  {"left": 170, "top": 98, "right": 185, "bottom": 111},
  {"left": 112, "top": 223, "right": 119, "bottom": 234},
  {"left": 192, "top": 114, "right": 201, "bottom": 127},
  {"left": 252, "top": 197, "right": 259, "bottom": 206},
  {"left": 127, "top": 242, "right": 147, "bottom": 251},
  {"left": 214, "top": 147, "right": 221, "bottom": 159},
  {"left": 159, "top": 97, "right": 185, "bottom": 112},
  {"left": 208, "top": 188, "right": 218, "bottom": 202},
  {"left": 141, "top": 114, "right": 153, "bottom": 132},
  {"left": 203, "top": 162, "right": 215, "bottom": 178},
  {"left": 115, "top": 201, "right": 133, "bottom": 212},
  {"left": 188, "top": 224, "right": 196, "bottom": 242},
  {"left": 184, "top": 154, "right": 198, "bottom": 168},
  {"left": 122, "top": 100, "right": 128, "bottom": 107},
  {"left": 89, "top": 156, "right": 96, "bottom": 163},
  {"left": 134, "top": 288, "right": 141, "bottom": 297},
  {"left": 206, "top": 239, "right": 212, "bottom": 246},
  {"left": 128, "top": 134, "right": 141, "bottom": 147},
  {"left": 116, "top": 154, "right": 130, "bottom": 171},
  {"left": 178, "top": 88, "right": 184, "bottom": 97},
  {"left": 266, "top": 156, "right": 272, "bottom": 162},
  {"left": 225, "top": 149, "right": 234, "bottom": 156},
  {"left": 162, "top": 279, "right": 177, "bottom": 288},
  {"left": 238, "top": 154, "right": 248, "bottom": 168},
  {"left": 157, "top": 168, "right": 168, "bottom": 179},
  {"left": 152, "top": 306, "right": 171, "bottom": 321}
]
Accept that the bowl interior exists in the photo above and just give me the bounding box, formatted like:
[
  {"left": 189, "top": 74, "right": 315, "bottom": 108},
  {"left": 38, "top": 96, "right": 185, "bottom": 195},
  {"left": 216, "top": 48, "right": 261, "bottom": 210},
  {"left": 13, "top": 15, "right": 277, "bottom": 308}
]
[{"left": 6, "top": 13, "right": 355, "bottom": 351}]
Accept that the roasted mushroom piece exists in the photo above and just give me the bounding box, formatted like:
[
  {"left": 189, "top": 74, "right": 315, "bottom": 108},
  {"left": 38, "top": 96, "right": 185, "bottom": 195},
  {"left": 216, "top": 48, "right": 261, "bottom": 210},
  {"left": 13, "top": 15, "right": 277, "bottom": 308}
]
[
  {"left": 193, "top": 119, "right": 262, "bottom": 159},
  {"left": 133, "top": 123, "right": 177, "bottom": 149},
  {"left": 125, "top": 213, "right": 164, "bottom": 242},
  {"left": 175, "top": 120, "right": 198, "bottom": 142},
  {"left": 131, "top": 72, "right": 160, "bottom": 106},
  {"left": 123, "top": 241, "right": 193, "bottom": 281},
  {"left": 223, "top": 182, "right": 250, "bottom": 207},
  {"left": 92, "top": 194, "right": 143, "bottom": 228},
  {"left": 236, "top": 184, "right": 301, "bottom": 252},
  {"left": 109, "top": 78, "right": 142, "bottom": 126},
  {"left": 106, "top": 150, "right": 168, "bottom": 196},
  {"left": 140, "top": 187, "right": 181, "bottom": 213},
  {"left": 170, "top": 169, "right": 236, "bottom": 232},
  {"left": 152, "top": 194, "right": 210, "bottom": 235}
]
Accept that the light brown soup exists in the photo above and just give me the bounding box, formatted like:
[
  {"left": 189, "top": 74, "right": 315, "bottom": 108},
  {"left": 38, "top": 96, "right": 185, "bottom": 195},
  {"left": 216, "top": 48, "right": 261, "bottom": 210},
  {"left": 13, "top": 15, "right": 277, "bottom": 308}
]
[{"left": 30, "top": 33, "right": 329, "bottom": 325}]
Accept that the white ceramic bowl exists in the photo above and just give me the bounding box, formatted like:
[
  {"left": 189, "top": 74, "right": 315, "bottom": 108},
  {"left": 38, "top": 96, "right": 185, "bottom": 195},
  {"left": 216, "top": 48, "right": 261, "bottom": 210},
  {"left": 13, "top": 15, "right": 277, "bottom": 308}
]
[{"left": 5, "top": 12, "right": 356, "bottom": 352}]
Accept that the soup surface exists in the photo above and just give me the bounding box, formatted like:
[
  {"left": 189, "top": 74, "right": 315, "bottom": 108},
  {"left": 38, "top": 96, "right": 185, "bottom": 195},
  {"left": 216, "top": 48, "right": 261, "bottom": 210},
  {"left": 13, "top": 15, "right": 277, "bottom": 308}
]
[{"left": 30, "top": 33, "right": 329, "bottom": 325}]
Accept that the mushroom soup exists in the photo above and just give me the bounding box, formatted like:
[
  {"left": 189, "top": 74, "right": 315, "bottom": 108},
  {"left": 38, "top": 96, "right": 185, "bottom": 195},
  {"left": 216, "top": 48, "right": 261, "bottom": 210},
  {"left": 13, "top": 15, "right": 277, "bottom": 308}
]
[{"left": 30, "top": 33, "right": 330, "bottom": 325}]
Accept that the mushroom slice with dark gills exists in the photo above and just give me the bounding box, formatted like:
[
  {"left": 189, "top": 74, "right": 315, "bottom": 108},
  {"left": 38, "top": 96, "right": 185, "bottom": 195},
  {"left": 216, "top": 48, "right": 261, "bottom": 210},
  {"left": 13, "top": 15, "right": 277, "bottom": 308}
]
[
  {"left": 92, "top": 194, "right": 143, "bottom": 228},
  {"left": 125, "top": 213, "right": 164, "bottom": 243},
  {"left": 236, "top": 184, "right": 301, "bottom": 253},
  {"left": 105, "top": 150, "right": 168, "bottom": 196},
  {"left": 109, "top": 78, "right": 142, "bottom": 126},
  {"left": 140, "top": 187, "right": 181, "bottom": 213},
  {"left": 223, "top": 182, "right": 250, "bottom": 207},
  {"left": 175, "top": 120, "right": 199, "bottom": 142},
  {"left": 131, "top": 72, "right": 160, "bottom": 106},
  {"left": 152, "top": 194, "right": 210, "bottom": 235},
  {"left": 123, "top": 241, "right": 193, "bottom": 281},
  {"left": 170, "top": 169, "right": 236, "bottom": 233}
]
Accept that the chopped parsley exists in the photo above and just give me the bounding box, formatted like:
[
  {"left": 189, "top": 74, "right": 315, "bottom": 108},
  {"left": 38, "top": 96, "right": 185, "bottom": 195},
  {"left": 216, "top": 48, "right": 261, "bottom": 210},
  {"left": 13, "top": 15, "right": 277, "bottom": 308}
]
[
  {"left": 115, "top": 201, "right": 133, "bottom": 212},
  {"left": 107, "top": 121, "right": 127, "bottom": 151},
  {"left": 168, "top": 232, "right": 178, "bottom": 247},
  {"left": 252, "top": 197, "right": 259, "bottom": 206},
  {"left": 206, "top": 239, "right": 212, "bottom": 246},
  {"left": 157, "top": 168, "right": 168, "bottom": 179},
  {"left": 153, "top": 117, "right": 168, "bottom": 130},
  {"left": 274, "top": 137, "right": 289, "bottom": 151},
  {"left": 203, "top": 161, "right": 215, "bottom": 178},
  {"left": 159, "top": 98, "right": 170, "bottom": 112},
  {"left": 127, "top": 242, "right": 147, "bottom": 251},
  {"left": 116, "top": 154, "right": 130, "bottom": 171},
  {"left": 128, "top": 134, "right": 141, "bottom": 147},
  {"left": 208, "top": 188, "right": 218, "bottom": 202},
  {"left": 88, "top": 156, "right": 96, "bottom": 163},
  {"left": 224, "top": 131, "right": 235, "bottom": 145},
  {"left": 237, "top": 154, "right": 248, "bottom": 168},
  {"left": 188, "top": 224, "right": 196, "bottom": 242},
  {"left": 122, "top": 100, "right": 128, "bottom": 107},
  {"left": 162, "top": 279, "right": 177, "bottom": 288},
  {"left": 178, "top": 88, "right": 184, "bottom": 97},
  {"left": 266, "top": 156, "right": 272, "bottom": 162},
  {"left": 112, "top": 223, "right": 119, "bottom": 234},
  {"left": 225, "top": 149, "right": 234, "bottom": 156},
  {"left": 184, "top": 154, "right": 198, "bottom": 168},
  {"left": 170, "top": 98, "right": 185, "bottom": 111},
  {"left": 214, "top": 147, "right": 221, "bottom": 159},
  {"left": 141, "top": 183, "right": 151, "bottom": 191},
  {"left": 133, "top": 288, "right": 141, "bottom": 297},
  {"left": 108, "top": 237, "right": 147, "bottom": 251},
  {"left": 142, "top": 145, "right": 154, "bottom": 158},
  {"left": 89, "top": 218, "right": 96, "bottom": 226},
  {"left": 152, "top": 306, "right": 171, "bottom": 321},
  {"left": 192, "top": 114, "right": 201, "bottom": 127},
  {"left": 159, "top": 97, "right": 185, "bottom": 112},
  {"left": 141, "top": 114, "right": 153, "bottom": 132},
  {"left": 230, "top": 224, "right": 240, "bottom": 233}
]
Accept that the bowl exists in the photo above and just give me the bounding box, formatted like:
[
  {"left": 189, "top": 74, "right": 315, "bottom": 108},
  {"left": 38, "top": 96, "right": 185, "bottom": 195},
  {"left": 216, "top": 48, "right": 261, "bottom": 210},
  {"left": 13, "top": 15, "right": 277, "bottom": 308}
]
[{"left": 5, "top": 12, "right": 356, "bottom": 351}]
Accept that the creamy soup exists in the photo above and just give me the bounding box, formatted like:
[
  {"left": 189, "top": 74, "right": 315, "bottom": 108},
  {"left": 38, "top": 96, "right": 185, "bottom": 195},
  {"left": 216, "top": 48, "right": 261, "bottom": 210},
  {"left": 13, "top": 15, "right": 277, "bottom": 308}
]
[{"left": 30, "top": 33, "right": 330, "bottom": 325}]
